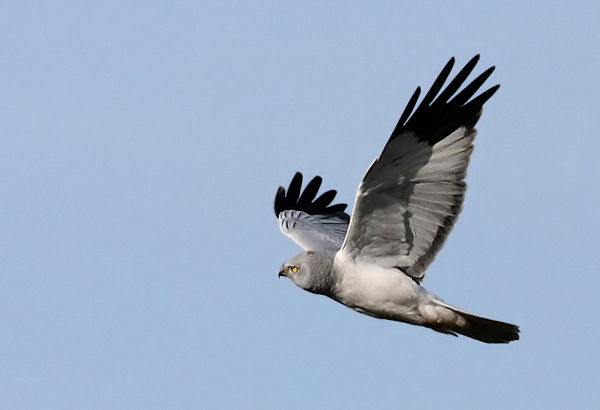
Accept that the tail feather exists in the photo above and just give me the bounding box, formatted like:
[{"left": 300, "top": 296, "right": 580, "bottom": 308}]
[
  {"left": 428, "top": 301, "right": 520, "bottom": 343},
  {"left": 451, "top": 310, "right": 520, "bottom": 344}
]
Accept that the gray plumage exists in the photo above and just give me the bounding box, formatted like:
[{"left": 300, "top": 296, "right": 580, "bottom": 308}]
[{"left": 275, "top": 56, "right": 519, "bottom": 344}]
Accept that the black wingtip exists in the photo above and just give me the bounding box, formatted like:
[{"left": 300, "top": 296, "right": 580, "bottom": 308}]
[
  {"left": 274, "top": 173, "right": 350, "bottom": 220},
  {"left": 274, "top": 186, "right": 287, "bottom": 216},
  {"left": 391, "top": 55, "right": 499, "bottom": 145},
  {"left": 394, "top": 86, "right": 421, "bottom": 135}
]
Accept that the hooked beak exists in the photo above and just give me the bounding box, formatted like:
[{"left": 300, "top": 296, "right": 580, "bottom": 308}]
[{"left": 278, "top": 267, "right": 286, "bottom": 278}]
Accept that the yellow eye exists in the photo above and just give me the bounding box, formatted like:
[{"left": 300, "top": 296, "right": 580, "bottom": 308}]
[{"left": 291, "top": 266, "right": 298, "bottom": 273}]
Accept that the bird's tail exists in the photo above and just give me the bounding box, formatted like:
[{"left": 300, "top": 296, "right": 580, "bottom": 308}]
[{"left": 427, "top": 301, "right": 520, "bottom": 344}]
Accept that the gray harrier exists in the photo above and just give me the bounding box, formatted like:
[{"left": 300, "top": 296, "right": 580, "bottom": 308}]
[{"left": 274, "top": 56, "right": 519, "bottom": 343}]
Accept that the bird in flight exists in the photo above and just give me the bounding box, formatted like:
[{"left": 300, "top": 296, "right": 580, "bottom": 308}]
[{"left": 274, "top": 55, "right": 519, "bottom": 343}]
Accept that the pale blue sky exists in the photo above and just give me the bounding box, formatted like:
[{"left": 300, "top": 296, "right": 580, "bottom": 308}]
[{"left": 1, "top": 1, "right": 599, "bottom": 409}]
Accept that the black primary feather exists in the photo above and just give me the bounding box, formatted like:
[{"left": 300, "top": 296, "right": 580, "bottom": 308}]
[
  {"left": 274, "top": 172, "right": 350, "bottom": 221},
  {"left": 391, "top": 54, "right": 499, "bottom": 145}
]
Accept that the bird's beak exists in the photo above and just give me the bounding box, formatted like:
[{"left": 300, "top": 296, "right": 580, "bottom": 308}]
[{"left": 278, "top": 267, "right": 286, "bottom": 278}]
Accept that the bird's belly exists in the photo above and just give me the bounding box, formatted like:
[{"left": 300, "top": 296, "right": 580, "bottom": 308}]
[{"left": 332, "top": 262, "right": 424, "bottom": 324}]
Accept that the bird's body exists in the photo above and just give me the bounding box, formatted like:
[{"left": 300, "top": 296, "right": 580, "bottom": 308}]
[
  {"left": 293, "top": 250, "right": 465, "bottom": 331},
  {"left": 332, "top": 254, "right": 422, "bottom": 322},
  {"left": 274, "top": 56, "right": 520, "bottom": 343}
]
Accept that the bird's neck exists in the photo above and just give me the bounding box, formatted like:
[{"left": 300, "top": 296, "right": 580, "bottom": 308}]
[{"left": 307, "top": 251, "right": 336, "bottom": 296}]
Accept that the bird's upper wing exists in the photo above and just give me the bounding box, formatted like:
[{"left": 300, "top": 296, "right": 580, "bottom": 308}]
[
  {"left": 275, "top": 172, "right": 350, "bottom": 251},
  {"left": 337, "top": 55, "right": 499, "bottom": 281}
]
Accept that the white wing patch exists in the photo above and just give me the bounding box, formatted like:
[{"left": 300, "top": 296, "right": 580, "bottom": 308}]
[{"left": 279, "top": 210, "right": 348, "bottom": 251}]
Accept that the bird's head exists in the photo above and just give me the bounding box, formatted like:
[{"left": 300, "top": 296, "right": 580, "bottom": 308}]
[{"left": 278, "top": 251, "right": 334, "bottom": 295}]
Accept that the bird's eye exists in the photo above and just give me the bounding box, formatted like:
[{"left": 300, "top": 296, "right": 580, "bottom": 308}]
[{"left": 291, "top": 266, "right": 299, "bottom": 273}]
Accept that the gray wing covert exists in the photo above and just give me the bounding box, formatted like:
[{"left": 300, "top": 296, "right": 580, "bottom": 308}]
[
  {"left": 338, "top": 55, "right": 499, "bottom": 281},
  {"left": 275, "top": 172, "right": 350, "bottom": 251}
]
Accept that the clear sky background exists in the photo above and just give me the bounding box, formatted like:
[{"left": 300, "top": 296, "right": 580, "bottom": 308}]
[{"left": 1, "top": 1, "right": 599, "bottom": 409}]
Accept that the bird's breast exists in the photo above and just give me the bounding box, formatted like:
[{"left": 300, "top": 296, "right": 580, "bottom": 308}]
[{"left": 331, "top": 257, "right": 424, "bottom": 323}]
